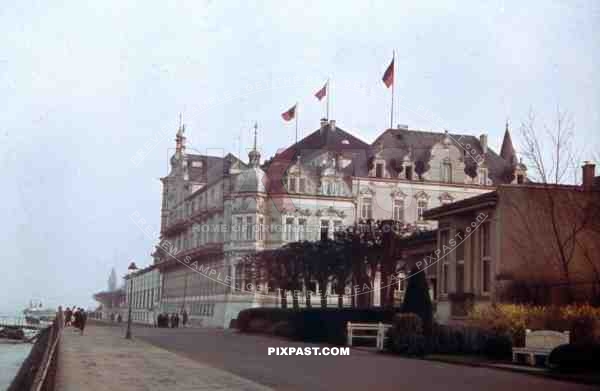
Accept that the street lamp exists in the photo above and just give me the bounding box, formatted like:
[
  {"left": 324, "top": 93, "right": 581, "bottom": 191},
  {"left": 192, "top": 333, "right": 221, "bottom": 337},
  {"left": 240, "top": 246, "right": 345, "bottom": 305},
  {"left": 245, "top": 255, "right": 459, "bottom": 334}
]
[{"left": 125, "top": 261, "right": 138, "bottom": 339}]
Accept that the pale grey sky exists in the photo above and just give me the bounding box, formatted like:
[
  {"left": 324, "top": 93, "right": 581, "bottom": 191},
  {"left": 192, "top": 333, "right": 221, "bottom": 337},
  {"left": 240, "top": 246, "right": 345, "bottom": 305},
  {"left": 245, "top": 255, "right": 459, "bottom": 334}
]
[{"left": 1, "top": 0, "right": 598, "bottom": 313}]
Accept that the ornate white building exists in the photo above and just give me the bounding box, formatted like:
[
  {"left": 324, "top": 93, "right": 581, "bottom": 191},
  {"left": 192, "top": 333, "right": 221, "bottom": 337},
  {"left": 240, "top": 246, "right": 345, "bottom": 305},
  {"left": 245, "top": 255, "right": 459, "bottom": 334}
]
[{"left": 137, "top": 118, "right": 525, "bottom": 327}]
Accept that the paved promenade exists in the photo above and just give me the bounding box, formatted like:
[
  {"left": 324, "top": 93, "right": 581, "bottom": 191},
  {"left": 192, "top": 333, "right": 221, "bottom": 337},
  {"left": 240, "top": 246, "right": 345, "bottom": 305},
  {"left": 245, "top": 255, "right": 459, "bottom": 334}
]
[
  {"left": 55, "top": 324, "right": 594, "bottom": 391},
  {"left": 55, "top": 325, "right": 272, "bottom": 391},
  {"left": 135, "top": 327, "right": 594, "bottom": 391}
]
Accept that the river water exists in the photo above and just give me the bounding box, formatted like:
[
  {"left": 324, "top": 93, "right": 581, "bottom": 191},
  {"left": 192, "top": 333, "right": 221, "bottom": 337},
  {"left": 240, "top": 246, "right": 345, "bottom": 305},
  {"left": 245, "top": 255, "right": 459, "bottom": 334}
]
[
  {"left": 0, "top": 316, "right": 33, "bottom": 390},
  {"left": 0, "top": 343, "right": 31, "bottom": 389}
]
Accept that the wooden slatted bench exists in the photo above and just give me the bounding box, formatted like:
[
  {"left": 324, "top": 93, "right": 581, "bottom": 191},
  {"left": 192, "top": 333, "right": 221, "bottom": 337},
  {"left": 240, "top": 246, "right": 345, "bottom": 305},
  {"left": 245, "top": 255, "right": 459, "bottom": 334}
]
[
  {"left": 346, "top": 322, "right": 392, "bottom": 351},
  {"left": 512, "top": 329, "right": 570, "bottom": 366}
]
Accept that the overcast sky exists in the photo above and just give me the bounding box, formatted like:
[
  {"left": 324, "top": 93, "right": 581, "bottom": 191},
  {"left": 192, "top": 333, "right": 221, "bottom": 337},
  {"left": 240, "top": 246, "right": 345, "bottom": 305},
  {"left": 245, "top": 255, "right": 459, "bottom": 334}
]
[{"left": 1, "top": 1, "right": 598, "bottom": 313}]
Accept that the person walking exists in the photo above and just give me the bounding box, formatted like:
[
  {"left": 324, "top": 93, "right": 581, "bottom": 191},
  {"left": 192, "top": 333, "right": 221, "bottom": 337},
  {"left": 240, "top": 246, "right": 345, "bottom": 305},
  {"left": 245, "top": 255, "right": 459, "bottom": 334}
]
[
  {"left": 182, "top": 309, "right": 188, "bottom": 328},
  {"left": 64, "top": 307, "right": 72, "bottom": 327},
  {"left": 79, "top": 308, "right": 87, "bottom": 335}
]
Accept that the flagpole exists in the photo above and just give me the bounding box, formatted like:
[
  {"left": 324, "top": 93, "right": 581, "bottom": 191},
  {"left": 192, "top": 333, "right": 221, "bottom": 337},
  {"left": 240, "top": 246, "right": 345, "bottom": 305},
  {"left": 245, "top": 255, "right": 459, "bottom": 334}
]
[
  {"left": 390, "top": 50, "right": 395, "bottom": 129},
  {"left": 326, "top": 78, "right": 330, "bottom": 120},
  {"left": 295, "top": 102, "right": 299, "bottom": 144}
]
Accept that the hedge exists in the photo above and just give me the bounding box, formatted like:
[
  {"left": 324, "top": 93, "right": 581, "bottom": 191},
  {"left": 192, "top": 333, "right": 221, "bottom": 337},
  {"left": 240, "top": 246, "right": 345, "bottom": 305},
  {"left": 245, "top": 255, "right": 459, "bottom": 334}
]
[
  {"left": 236, "top": 307, "right": 400, "bottom": 344},
  {"left": 547, "top": 343, "right": 600, "bottom": 372}
]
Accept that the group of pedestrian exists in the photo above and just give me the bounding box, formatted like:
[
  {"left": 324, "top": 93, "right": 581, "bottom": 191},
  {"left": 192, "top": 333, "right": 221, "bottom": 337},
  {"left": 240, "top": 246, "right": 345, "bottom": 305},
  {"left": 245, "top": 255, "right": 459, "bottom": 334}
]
[
  {"left": 156, "top": 310, "right": 188, "bottom": 328},
  {"left": 109, "top": 313, "right": 123, "bottom": 323},
  {"left": 64, "top": 306, "right": 87, "bottom": 335}
]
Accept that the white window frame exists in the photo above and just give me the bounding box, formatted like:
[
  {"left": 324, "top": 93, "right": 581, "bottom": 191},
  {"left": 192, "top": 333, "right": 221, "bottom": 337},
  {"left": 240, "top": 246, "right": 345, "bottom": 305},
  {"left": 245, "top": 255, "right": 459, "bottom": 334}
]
[
  {"left": 478, "top": 167, "right": 488, "bottom": 185},
  {"left": 320, "top": 220, "right": 330, "bottom": 241},
  {"left": 288, "top": 177, "right": 297, "bottom": 193},
  {"left": 441, "top": 160, "right": 452, "bottom": 183},
  {"left": 245, "top": 216, "right": 253, "bottom": 241},
  {"left": 235, "top": 216, "right": 243, "bottom": 241},
  {"left": 257, "top": 216, "right": 264, "bottom": 241},
  {"left": 440, "top": 230, "right": 449, "bottom": 295},
  {"left": 455, "top": 229, "right": 465, "bottom": 293},
  {"left": 298, "top": 218, "right": 306, "bottom": 241},
  {"left": 393, "top": 198, "right": 404, "bottom": 222},
  {"left": 361, "top": 197, "right": 373, "bottom": 220},
  {"left": 417, "top": 199, "right": 428, "bottom": 221},
  {"left": 299, "top": 177, "right": 306, "bottom": 193},
  {"left": 285, "top": 217, "right": 295, "bottom": 242},
  {"left": 481, "top": 222, "right": 492, "bottom": 294}
]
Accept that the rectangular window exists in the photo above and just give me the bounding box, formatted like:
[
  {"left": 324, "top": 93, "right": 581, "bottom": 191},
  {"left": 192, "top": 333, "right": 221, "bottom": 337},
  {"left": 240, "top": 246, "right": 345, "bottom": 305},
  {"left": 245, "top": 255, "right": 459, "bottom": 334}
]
[
  {"left": 299, "top": 178, "right": 306, "bottom": 193},
  {"left": 235, "top": 217, "right": 243, "bottom": 241},
  {"left": 483, "top": 259, "right": 491, "bottom": 293},
  {"left": 375, "top": 163, "right": 384, "bottom": 178},
  {"left": 417, "top": 200, "right": 428, "bottom": 220},
  {"left": 285, "top": 217, "right": 294, "bottom": 241},
  {"left": 361, "top": 198, "right": 373, "bottom": 220},
  {"left": 440, "top": 230, "right": 449, "bottom": 295},
  {"left": 258, "top": 217, "right": 264, "bottom": 241},
  {"left": 456, "top": 229, "right": 465, "bottom": 294},
  {"left": 405, "top": 166, "right": 413, "bottom": 180},
  {"left": 320, "top": 220, "right": 329, "bottom": 241},
  {"left": 245, "top": 216, "right": 253, "bottom": 241},
  {"left": 393, "top": 199, "right": 404, "bottom": 222},
  {"left": 517, "top": 174, "right": 524, "bottom": 184},
  {"left": 481, "top": 222, "right": 491, "bottom": 293},
  {"left": 479, "top": 168, "right": 488, "bottom": 185},
  {"left": 333, "top": 220, "right": 342, "bottom": 235},
  {"left": 398, "top": 272, "right": 406, "bottom": 291},
  {"left": 288, "top": 177, "right": 296, "bottom": 193},
  {"left": 482, "top": 222, "right": 490, "bottom": 257},
  {"left": 442, "top": 161, "right": 452, "bottom": 182},
  {"left": 298, "top": 218, "right": 306, "bottom": 241}
]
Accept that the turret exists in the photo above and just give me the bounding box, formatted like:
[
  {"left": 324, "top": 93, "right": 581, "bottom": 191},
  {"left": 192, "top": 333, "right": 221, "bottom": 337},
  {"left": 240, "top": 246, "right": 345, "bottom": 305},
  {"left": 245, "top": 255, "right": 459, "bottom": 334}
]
[
  {"left": 500, "top": 120, "right": 518, "bottom": 166},
  {"left": 248, "top": 122, "right": 261, "bottom": 167}
]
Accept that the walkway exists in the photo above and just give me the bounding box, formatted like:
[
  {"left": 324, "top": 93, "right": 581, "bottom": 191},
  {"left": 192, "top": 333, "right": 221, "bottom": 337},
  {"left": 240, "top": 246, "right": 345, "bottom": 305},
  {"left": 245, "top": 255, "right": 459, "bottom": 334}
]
[
  {"left": 55, "top": 324, "right": 272, "bottom": 391},
  {"left": 135, "top": 326, "right": 595, "bottom": 391}
]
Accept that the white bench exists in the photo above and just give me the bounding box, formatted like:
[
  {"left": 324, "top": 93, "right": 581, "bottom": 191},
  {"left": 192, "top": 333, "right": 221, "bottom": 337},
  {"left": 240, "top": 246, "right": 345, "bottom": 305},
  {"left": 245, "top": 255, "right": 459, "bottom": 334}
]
[
  {"left": 512, "top": 329, "right": 570, "bottom": 365},
  {"left": 346, "top": 322, "right": 392, "bottom": 351}
]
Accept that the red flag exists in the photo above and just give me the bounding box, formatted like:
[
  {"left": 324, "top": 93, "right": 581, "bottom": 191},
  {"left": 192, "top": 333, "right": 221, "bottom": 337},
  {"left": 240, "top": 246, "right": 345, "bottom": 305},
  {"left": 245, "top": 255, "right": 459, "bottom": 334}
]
[
  {"left": 281, "top": 104, "right": 296, "bottom": 121},
  {"left": 382, "top": 57, "right": 394, "bottom": 88},
  {"left": 314, "top": 82, "right": 327, "bottom": 101}
]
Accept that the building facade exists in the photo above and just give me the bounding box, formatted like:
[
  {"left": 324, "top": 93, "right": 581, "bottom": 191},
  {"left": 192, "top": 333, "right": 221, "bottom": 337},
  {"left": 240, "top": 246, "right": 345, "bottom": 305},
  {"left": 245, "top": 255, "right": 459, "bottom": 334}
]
[
  {"left": 137, "top": 118, "right": 525, "bottom": 327},
  {"left": 423, "top": 162, "right": 600, "bottom": 324}
]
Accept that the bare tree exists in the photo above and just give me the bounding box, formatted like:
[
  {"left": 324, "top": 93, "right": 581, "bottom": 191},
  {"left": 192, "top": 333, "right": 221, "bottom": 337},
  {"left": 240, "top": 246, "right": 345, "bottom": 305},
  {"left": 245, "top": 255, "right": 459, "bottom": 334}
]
[
  {"left": 520, "top": 106, "right": 578, "bottom": 184},
  {"left": 510, "top": 107, "right": 598, "bottom": 303}
]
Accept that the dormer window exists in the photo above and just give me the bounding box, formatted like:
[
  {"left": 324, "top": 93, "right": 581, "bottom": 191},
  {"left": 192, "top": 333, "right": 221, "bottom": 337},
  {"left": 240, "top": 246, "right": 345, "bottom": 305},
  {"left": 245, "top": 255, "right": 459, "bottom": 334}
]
[
  {"left": 405, "top": 166, "right": 413, "bottom": 180},
  {"left": 478, "top": 168, "right": 488, "bottom": 185},
  {"left": 375, "top": 163, "right": 384, "bottom": 178},
  {"left": 299, "top": 178, "right": 306, "bottom": 193},
  {"left": 441, "top": 160, "right": 452, "bottom": 183},
  {"left": 288, "top": 177, "right": 296, "bottom": 193}
]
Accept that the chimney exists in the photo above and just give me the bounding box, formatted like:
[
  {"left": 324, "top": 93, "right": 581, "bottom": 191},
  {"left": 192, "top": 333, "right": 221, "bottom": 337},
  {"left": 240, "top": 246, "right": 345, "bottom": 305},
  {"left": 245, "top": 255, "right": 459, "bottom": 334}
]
[
  {"left": 582, "top": 161, "right": 596, "bottom": 191},
  {"left": 320, "top": 118, "right": 328, "bottom": 134},
  {"left": 479, "top": 134, "right": 488, "bottom": 154},
  {"left": 329, "top": 119, "right": 336, "bottom": 130}
]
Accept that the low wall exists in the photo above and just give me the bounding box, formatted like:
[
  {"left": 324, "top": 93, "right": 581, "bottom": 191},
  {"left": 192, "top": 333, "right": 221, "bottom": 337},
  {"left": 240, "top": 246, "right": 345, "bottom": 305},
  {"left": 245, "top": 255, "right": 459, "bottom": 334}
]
[{"left": 7, "top": 311, "right": 62, "bottom": 391}]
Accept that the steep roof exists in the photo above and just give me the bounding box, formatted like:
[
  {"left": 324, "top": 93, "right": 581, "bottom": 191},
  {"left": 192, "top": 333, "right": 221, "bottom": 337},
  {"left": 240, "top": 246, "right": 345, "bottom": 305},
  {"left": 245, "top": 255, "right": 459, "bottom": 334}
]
[
  {"left": 262, "top": 122, "right": 371, "bottom": 170},
  {"left": 185, "top": 153, "right": 246, "bottom": 184},
  {"left": 372, "top": 128, "right": 515, "bottom": 183},
  {"left": 500, "top": 126, "right": 517, "bottom": 165}
]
